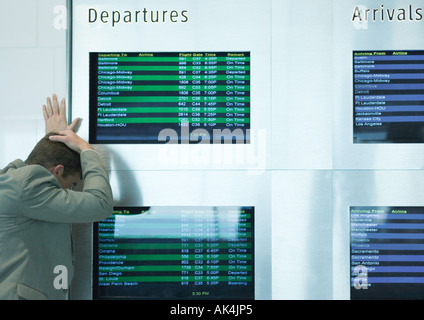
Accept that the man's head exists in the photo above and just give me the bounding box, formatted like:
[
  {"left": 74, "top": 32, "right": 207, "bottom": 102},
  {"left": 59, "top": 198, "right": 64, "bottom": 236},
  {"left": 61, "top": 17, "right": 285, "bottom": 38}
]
[{"left": 25, "top": 132, "right": 82, "bottom": 189}]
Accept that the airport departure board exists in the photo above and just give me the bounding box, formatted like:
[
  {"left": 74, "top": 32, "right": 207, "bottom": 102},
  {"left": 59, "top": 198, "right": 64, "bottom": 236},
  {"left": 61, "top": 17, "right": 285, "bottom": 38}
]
[
  {"left": 89, "top": 52, "right": 250, "bottom": 144},
  {"left": 93, "top": 206, "right": 254, "bottom": 300},
  {"left": 350, "top": 206, "right": 424, "bottom": 300},
  {"left": 353, "top": 50, "right": 424, "bottom": 143}
]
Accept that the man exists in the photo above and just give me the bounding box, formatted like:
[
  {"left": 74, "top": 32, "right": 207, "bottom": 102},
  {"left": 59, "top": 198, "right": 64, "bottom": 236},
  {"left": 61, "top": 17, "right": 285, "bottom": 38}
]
[{"left": 0, "top": 95, "right": 113, "bottom": 299}]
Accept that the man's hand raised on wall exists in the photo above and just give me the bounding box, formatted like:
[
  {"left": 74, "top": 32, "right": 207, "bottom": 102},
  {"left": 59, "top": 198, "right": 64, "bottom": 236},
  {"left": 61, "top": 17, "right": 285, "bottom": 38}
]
[{"left": 43, "top": 94, "right": 81, "bottom": 133}]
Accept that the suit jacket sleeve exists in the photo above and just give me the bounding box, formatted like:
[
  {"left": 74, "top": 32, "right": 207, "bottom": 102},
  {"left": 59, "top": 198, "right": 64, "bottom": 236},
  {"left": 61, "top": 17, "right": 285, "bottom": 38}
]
[{"left": 18, "top": 149, "right": 113, "bottom": 223}]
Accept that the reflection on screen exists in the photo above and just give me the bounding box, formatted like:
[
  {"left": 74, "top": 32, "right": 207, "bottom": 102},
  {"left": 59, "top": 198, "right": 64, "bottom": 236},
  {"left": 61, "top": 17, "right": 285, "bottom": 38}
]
[
  {"left": 89, "top": 52, "right": 251, "bottom": 144},
  {"left": 353, "top": 50, "right": 424, "bottom": 143},
  {"left": 350, "top": 206, "right": 424, "bottom": 300},
  {"left": 93, "top": 206, "right": 254, "bottom": 300}
]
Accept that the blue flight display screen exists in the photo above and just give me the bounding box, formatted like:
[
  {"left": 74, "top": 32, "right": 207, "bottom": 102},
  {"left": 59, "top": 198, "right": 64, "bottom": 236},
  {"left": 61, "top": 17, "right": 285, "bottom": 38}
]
[
  {"left": 350, "top": 206, "right": 424, "bottom": 299},
  {"left": 353, "top": 50, "right": 424, "bottom": 143}
]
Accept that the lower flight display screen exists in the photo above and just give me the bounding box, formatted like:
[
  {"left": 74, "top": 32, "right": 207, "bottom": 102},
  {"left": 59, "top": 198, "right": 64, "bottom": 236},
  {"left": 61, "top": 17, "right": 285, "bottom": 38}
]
[
  {"left": 93, "top": 206, "right": 254, "bottom": 300},
  {"left": 353, "top": 50, "right": 424, "bottom": 143},
  {"left": 350, "top": 206, "right": 424, "bottom": 300},
  {"left": 89, "top": 51, "right": 250, "bottom": 144}
]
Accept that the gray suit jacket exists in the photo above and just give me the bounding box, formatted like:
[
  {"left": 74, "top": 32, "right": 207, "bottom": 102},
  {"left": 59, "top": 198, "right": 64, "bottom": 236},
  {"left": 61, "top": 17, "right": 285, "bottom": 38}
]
[{"left": 0, "top": 149, "right": 113, "bottom": 300}]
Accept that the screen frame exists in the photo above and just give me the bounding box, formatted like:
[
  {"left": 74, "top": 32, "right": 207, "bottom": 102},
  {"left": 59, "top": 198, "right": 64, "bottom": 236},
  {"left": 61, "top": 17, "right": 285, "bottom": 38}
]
[
  {"left": 92, "top": 206, "right": 255, "bottom": 300},
  {"left": 88, "top": 51, "right": 251, "bottom": 145},
  {"left": 352, "top": 50, "right": 424, "bottom": 144},
  {"left": 349, "top": 205, "right": 424, "bottom": 300}
]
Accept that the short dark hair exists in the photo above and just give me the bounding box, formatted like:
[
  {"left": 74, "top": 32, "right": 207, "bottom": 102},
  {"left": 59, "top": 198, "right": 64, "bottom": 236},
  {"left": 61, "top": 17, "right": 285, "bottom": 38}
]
[{"left": 25, "top": 132, "right": 81, "bottom": 178}]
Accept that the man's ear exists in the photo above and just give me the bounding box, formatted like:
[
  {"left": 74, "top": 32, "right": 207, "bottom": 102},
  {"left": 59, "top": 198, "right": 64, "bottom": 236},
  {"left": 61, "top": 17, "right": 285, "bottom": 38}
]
[{"left": 50, "top": 165, "right": 64, "bottom": 177}]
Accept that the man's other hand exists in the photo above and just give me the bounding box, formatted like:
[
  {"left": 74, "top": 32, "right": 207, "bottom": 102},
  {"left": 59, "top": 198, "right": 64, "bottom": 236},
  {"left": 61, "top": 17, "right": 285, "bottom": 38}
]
[{"left": 48, "top": 130, "right": 93, "bottom": 154}]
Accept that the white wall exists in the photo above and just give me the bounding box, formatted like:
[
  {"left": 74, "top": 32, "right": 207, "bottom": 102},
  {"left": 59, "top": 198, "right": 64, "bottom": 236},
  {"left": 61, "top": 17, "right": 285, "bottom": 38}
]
[{"left": 0, "top": 0, "right": 67, "bottom": 167}]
